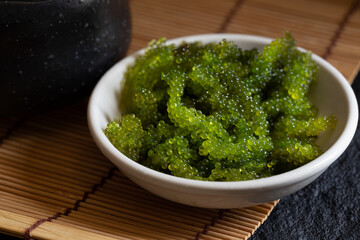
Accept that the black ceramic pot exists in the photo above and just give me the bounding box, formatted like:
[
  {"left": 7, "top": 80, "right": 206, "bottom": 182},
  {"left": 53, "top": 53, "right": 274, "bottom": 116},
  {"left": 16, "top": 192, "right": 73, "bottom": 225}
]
[{"left": 0, "top": 0, "right": 131, "bottom": 116}]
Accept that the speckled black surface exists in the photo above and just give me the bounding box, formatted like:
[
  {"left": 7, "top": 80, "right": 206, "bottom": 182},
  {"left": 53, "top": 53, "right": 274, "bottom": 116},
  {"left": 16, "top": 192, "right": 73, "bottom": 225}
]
[
  {"left": 0, "top": 0, "right": 131, "bottom": 116},
  {"left": 251, "top": 72, "right": 360, "bottom": 240}
]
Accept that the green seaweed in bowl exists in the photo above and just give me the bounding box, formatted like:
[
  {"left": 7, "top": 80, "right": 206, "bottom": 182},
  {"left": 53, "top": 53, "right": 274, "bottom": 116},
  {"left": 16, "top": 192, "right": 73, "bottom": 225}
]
[{"left": 104, "top": 33, "right": 336, "bottom": 181}]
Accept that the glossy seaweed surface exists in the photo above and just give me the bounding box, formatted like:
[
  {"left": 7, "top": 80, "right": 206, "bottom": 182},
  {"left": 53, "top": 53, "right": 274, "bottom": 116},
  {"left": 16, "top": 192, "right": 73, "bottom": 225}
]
[{"left": 105, "top": 33, "right": 336, "bottom": 181}]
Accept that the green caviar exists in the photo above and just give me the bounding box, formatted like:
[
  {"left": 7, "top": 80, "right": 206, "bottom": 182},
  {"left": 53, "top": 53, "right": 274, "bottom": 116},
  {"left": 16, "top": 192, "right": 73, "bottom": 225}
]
[{"left": 105, "top": 33, "right": 336, "bottom": 181}]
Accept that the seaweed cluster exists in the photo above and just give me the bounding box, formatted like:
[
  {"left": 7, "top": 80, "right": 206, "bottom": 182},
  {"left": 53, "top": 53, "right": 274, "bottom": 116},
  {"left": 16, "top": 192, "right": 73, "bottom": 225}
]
[{"left": 105, "top": 33, "right": 336, "bottom": 181}]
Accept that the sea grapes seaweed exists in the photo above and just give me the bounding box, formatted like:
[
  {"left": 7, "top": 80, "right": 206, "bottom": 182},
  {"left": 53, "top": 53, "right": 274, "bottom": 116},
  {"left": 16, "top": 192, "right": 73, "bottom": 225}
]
[{"left": 105, "top": 33, "right": 336, "bottom": 181}]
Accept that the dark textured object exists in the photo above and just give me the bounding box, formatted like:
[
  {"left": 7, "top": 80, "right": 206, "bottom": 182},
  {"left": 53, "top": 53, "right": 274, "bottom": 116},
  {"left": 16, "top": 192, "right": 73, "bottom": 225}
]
[
  {"left": 251, "top": 72, "right": 360, "bottom": 240},
  {"left": 0, "top": 0, "right": 131, "bottom": 116}
]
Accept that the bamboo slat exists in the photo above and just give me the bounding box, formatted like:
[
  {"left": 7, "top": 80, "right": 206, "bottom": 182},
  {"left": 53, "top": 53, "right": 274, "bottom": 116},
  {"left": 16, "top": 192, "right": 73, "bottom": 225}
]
[
  {"left": 32, "top": 221, "right": 128, "bottom": 240},
  {"left": 0, "top": 210, "right": 38, "bottom": 237},
  {"left": 0, "top": 0, "right": 359, "bottom": 239}
]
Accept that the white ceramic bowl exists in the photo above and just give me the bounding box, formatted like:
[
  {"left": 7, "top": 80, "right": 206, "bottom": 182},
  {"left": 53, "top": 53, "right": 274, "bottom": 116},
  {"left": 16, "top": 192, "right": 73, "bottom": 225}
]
[{"left": 87, "top": 34, "right": 358, "bottom": 209}]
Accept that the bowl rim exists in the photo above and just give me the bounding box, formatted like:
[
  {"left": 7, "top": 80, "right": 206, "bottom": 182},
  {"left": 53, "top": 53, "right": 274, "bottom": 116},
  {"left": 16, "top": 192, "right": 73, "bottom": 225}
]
[{"left": 88, "top": 33, "right": 359, "bottom": 191}]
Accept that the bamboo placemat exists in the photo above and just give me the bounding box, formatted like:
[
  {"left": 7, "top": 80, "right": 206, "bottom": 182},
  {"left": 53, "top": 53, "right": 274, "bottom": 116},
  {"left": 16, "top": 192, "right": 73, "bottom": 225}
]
[{"left": 1, "top": 0, "right": 359, "bottom": 239}]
